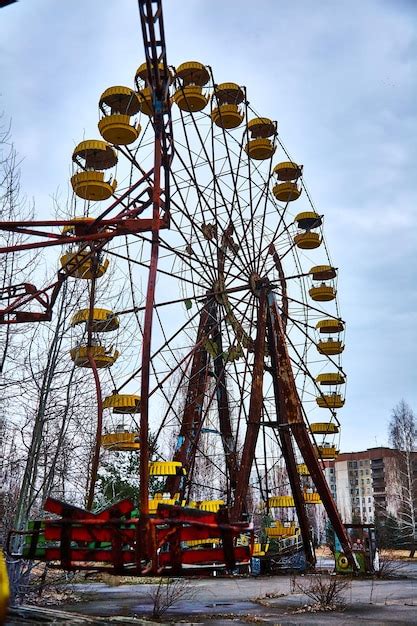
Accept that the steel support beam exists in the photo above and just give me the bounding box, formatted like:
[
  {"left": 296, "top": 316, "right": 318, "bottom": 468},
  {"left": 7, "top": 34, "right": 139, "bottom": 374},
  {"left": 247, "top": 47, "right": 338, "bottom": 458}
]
[
  {"left": 136, "top": 0, "right": 173, "bottom": 569},
  {"left": 165, "top": 300, "right": 216, "bottom": 497},
  {"left": 212, "top": 305, "right": 239, "bottom": 499},
  {"left": 267, "top": 296, "right": 316, "bottom": 567},
  {"left": 231, "top": 289, "right": 267, "bottom": 521},
  {"left": 267, "top": 292, "right": 357, "bottom": 570}
]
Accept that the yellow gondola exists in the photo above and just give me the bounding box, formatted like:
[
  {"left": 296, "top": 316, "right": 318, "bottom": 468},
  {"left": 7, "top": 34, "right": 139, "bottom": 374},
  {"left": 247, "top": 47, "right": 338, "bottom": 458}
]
[
  {"left": 294, "top": 232, "right": 321, "bottom": 249},
  {"left": 304, "top": 491, "right": 322, "bottom": 504},
  {"left": 103, "top": 393, "right": 141, "bottom": 414},
  {"left": 101, "top": 430, "right": 140, "bottom": 451},
  {"left": 294, "top": 211, "right": 322, "bottom": 229},
  {"left": 135, "top": 62, "right": 173, "bottom": 85},
  {"left": 71, "top": 308, "right": 119, "bottom": 332},
  {"left": 265, "top": 521, "right": 297, "bottom": 537},
  {"left": 297, "top": 463, "right": 310, "bottom": 475},
  {"left": 310, "top": 422, "right": 339, "bottom": 434},
  {"left": 211, "top": 103, "right": 244, "bottom": 128},
  {"left": 309, "top": 284, "right": 336, "bottom": 301},
  {"left": 62, "top": 216, "right": 95, "bottom": 235},
  {"left": 211, "top": 83, "right": 245, "bottom": 128},
  {"left": 252, "top": 543, "right": 269, "bottom": 556},
  {"left": 71, "top": 140, "right": 117, "bottom": 201},
  {"left": 268, "top": 495, "right": 295, "bottom": 508},
  {"left": 137, "top": 86, "right": 154, "bottom": 116},
  {"left": 173, "top": 85, "right": 208, "bottom": 112},
  {"left": 173, "top": 61, "right": 210, "bottom": 112},
  {"left": 315, "top": 372, "right": 345, "bottom": 386},
  {"left": 309, "top": 265, "right": 337, "bottom": 280},
  {"left": 316, "top": 318, "right": 344, "bottom": 333},
  {"left": 317, "top": 338, "right": 344, "bottom": 355},
  {"left": 71, "top": 171, "right": 117, "bottom": 201},
  {"left": 245, "top": 118, "right": 276, "bottom": 159},
  {"left": 70, "top": 345, "right": 119, "bottom": 368},
  {"left": 0, "top": 550, "right": 9, "bottom": 625},
  {"left": 272, "top": 181, "right": 302, "bottom": 202},
  {"left": 98, "top": 86, "right": 141, "bottom": 145},
  {"left": 245, "top": 137, "right": 275, "bottom": 160},
  {"left": 316, "top": 393, "right": 345, "bottom": 409},
  {"left": 317, "top": 445, "right": 339, "bottom": 460},
  {"left": 60, "top": 251, "right": 109, "bottom": 279},
  {"left": 149, "top": 461, "right": 186, "bottom": 476},
  {"left": 148, "top": 493, "right": 180, "bottom": 514},
  {"left": 99, "top": 114, "right": 140, "bottom": 145},
  {"left": 273, "top": 161, "right": 303, "bottom": 181},
  {"left": 175, "top": 61, "right": 210, "bottom": 86},
  {"left": 198, "top": 499, "right": 224, "bottom": 512}
]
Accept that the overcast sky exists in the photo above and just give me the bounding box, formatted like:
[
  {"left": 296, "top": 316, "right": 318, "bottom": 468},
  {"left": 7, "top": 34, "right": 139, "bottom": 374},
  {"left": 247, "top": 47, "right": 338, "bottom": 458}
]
[{"left": 1, "top": 0, "right": 416, "bottom": 452}]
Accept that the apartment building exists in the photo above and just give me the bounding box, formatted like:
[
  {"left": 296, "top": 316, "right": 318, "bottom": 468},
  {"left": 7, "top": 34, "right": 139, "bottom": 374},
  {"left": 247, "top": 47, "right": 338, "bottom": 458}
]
[{"left": 324, "top": 447, "right": 403, "bottom": 524}]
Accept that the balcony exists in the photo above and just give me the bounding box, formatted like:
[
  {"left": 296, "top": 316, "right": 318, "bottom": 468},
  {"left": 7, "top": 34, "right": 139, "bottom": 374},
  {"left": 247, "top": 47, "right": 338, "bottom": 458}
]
[{"left": 372, "top": 459, "right": 383, "bottom": 466}]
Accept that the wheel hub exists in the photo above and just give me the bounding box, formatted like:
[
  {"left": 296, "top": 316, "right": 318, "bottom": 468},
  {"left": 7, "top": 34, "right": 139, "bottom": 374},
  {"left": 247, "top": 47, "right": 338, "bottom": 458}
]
[{"left": 249, "top": 272, "right": 269, "bottom": 297}]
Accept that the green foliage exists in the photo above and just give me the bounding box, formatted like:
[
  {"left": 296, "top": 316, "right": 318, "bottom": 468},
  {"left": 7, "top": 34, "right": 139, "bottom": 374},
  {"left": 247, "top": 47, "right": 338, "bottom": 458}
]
[
  {"left": 375, "top": 512, "right": 401, "bottom": 549},
  {"left": 258, "top": 512, "right": 274, "bottom": 544},
  {"left": 325, "top": 521, "right": 335, "bottom": 552},
  {"left": 94, "top": 432, "right": 163, "bottom": 509},
  {"left": 95, "top": 452, "right": 139, "bottom": 507}
]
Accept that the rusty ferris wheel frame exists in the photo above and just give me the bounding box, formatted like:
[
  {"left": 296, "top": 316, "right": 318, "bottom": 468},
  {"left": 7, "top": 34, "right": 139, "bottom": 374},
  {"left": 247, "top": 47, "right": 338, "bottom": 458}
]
[{"left": 2, "top": 0, "right": 357, "bottom": 573}]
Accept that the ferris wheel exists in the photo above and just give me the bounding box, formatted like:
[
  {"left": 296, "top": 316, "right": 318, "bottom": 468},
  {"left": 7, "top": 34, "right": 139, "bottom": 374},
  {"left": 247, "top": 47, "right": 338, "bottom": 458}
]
[
  {"left": 3, "top": 0, "right": 357, "bottom": 575},
  {"left": 58, "top": 59, "right": 345, "bottom": 559}
]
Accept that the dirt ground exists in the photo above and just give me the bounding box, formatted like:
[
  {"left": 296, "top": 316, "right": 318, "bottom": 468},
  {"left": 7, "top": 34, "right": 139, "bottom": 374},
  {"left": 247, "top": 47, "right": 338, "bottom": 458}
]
[{"left": 5, "top": 559, "right": 417, "bottom": 625}]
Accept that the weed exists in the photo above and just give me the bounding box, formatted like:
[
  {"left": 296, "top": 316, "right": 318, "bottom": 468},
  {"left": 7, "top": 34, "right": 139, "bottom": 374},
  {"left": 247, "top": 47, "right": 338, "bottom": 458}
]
[
  {"left": 293, "top": 573, "right": 350, "bottom": 611},
  {"left": 147, "top": 577, "right": 196, "bottom": 619}
]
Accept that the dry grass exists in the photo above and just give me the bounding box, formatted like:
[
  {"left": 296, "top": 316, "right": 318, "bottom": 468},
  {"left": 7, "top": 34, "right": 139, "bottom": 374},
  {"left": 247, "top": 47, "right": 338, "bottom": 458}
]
[
  {"left": 375, "top": 551, "right": 409, "bottom": 578},
  {"left": 315, "top": 545, "right": 333, "bottom": 558},
  {"left": 379, "top": 549, "right": 417, "bottom": 561},
  {"left": 292, "top": 573, "right": 350, "bottom": 612},
  {"left": 96, "top": 572, "right": 160, "bottom": 586}
]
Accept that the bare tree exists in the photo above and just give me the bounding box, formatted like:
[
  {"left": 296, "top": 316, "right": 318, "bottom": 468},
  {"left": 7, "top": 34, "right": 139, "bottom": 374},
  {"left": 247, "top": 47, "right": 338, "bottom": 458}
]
[
  {"left": 0, "top": 118, "right": 38, "bottom": 599},
  {"left": 389, "top": 400, "right": 417, "bottom": 555},
  {"left": 0, "top": 117, "right": 34, "bottom": 373}
]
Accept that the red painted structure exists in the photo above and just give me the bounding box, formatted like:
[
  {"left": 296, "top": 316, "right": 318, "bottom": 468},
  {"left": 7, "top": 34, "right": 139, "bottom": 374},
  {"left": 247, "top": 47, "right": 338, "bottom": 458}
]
[{"left": 8, "top": 498, "right": 252, "bottom": 574}]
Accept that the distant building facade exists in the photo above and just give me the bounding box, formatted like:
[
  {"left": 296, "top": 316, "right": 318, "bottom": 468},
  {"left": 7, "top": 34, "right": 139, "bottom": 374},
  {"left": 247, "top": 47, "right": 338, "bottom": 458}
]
[{"left": 323, "top": 447, "right": 404, "bottom": 524}]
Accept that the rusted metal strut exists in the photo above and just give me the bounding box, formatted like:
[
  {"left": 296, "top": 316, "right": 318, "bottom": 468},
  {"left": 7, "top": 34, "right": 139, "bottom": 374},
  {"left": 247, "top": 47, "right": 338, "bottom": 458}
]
[
  {"left": 231, "top": 290, "right": 267, "bottom": 522},
  {"left": 136, "top": 0, "right": 173, "bottom": 567},
  {"left": 165, "top": 299, "right": 217, "bottom": 498},
  {"left": 266, "top": 292, "right": 357, "bottom": 570},
  {"left": 0, "top": 182, "right": 168, "bottom": 324}
]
